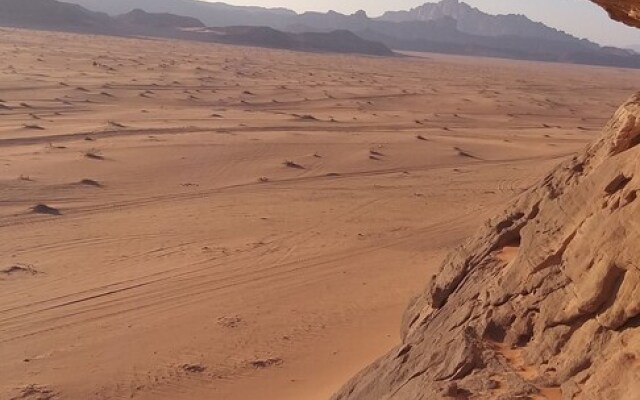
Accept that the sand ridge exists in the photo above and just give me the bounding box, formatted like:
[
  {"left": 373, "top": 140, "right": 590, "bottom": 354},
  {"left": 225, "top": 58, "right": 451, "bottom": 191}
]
[{"left": 1, "top": 28, "right": 640, "bottom": 400}]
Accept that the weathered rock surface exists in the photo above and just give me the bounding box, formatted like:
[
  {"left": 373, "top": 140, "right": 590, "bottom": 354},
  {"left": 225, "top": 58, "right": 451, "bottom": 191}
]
[
  {"left": 592, "top": 0, "right": 640, "bottom": 28},
  {"left": 333, "top": 94, "right": 640, "bottom": 399}
]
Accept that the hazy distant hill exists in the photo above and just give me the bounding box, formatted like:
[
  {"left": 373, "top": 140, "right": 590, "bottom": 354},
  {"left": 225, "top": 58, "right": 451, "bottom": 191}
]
[
  {"left": 0, "top": 0, "right": 113, "bottom": 32},
  {"left": 64, "top": 0, "right": 590, "bottom": 48},
  {"left": 197, "top": 26, "right": 393, "bottom": 55},
  {"left": 62, "top": 0, "right": 296, "bottom": 27},
  {"left": 277, "top": 5, "right": 640, "bottom": 68},
  {"left": 59, "top": 0, "right": 640, "bottom": 68},
  {"left": 116, "top": 8, "right": 205, "bottom": 29},
  {"left": 0, "top": 0, "right": 393, "bottom": 56}
]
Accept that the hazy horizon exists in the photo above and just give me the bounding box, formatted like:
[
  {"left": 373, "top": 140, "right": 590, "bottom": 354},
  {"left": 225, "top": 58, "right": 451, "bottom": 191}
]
[{"left": 212, "top": 0, "right": 640, "bottom": 48}]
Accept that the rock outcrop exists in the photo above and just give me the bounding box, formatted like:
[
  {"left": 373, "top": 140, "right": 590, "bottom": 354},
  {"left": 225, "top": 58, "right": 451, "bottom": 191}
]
[
  {"left": 592, "top": 0, "right": 640, "bottom": 28},
  {"left": 333, "top": 93, "right": 640, "bottom": 399}
]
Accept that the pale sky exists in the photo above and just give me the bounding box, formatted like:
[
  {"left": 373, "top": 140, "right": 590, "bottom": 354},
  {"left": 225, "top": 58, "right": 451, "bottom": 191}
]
[{"left": 216, "top": 0, "right": 640, "bottom": 48}]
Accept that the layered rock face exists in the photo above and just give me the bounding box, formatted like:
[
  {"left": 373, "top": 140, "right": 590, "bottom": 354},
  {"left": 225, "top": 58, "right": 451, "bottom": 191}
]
[
  {"left": 592, "top": 0, "right": 640, "bottom": 28},
  {"left": 333, "top": 94, "right": 640, "bottom": 399}
]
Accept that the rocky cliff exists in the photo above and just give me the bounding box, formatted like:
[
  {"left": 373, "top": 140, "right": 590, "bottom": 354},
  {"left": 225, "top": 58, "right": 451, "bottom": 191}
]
[{"left": 333, "top": 91, "right": 640, "bottom": 400}]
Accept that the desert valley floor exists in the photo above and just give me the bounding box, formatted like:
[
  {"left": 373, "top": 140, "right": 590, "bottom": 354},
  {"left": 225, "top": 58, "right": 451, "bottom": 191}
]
[{"left": 1, "top": 28, "right": 640, "bottom": 400}]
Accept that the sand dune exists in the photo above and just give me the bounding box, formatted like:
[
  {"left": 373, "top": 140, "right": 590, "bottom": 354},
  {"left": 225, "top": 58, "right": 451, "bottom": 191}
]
[{"left": 1, "top": 28, "right": 640, "bottom": 400}]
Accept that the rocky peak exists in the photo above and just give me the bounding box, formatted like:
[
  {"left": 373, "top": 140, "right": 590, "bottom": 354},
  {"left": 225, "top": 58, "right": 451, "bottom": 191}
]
[
  {"left": 352, "top": 9, "right": 368, "bottom": 18},
  {"left": 378, "top": 0, "right": 579, "bottom": 43}
]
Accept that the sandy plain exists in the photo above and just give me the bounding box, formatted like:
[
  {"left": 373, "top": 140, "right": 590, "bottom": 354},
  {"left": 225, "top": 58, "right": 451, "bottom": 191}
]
[{"left": 1, "top": 28, "right": 639, "bottom": 400}]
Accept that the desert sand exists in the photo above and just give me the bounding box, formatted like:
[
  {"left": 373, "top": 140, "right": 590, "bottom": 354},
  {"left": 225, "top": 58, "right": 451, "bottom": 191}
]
[{"left": 1, "top": 28, "right": 639, "bottom": 400}]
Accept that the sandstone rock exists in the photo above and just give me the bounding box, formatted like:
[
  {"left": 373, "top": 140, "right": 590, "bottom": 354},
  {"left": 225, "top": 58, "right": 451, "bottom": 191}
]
[
  {"left": 332, "top": 94, "right": 640, "bottom": 399},
  {"left": 591, "top": 0, "right": 640, "bottom": 28}
]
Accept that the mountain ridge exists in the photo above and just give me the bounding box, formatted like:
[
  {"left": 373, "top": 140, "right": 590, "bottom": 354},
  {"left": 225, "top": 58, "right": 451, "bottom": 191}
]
[
  {"left": 61, "top": 0, "right": 296, "bottom": 27},
  {"left": 116, "top": 8, "right": 205, "bottom": 29},
  {"left": 0, "top": 0, "right": 114, "bottom": 33},
  {"left": 379, "top": 0, "right": 579, "bottom": 43},
  {"left": 56, "top": 0, "right": 640, "bottom": 68},
  {"left": 0, "top": 0, "right": 394, "bottom": 56}
]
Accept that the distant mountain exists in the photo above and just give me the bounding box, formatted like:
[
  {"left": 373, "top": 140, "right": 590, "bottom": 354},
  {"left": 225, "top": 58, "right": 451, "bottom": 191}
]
[
  {"left": 275, "top": 5, "right": 640, "bottom": 68},
  {"left": 194, "top": 26, "right": 393, "bottom": 55},
  {"left": 379, "top": 0, "right": 583, "bottom": 44},
  {"left": 8, "top": 0, "right": 640, "bottom": 68},
  {"left": 0, "top": 0, "right": 113, "bottom": 32},
  {"left": 65, "top": 0, "right": 587, "bottom": 47},
  {"left": 0, "top": 0, "right": 392, "bottom": 56},
  {"left": 297, "top": 30, "right": 392, "bottom": 55},
  {"left": 116, "top": 10, "right": 391, "bottom": 55},
  {"left": 116, "top": 8, "right": 205, "bottom": 29},
  {"left": 62, "top": 0, "right": 296, "bottom": 27},
  {"left": 353, "top": 21, "right": 640, "bottom": 69}
]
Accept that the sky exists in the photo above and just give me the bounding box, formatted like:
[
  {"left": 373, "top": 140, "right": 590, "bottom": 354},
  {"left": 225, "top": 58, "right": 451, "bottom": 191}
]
[{"left": 216, "top": 0, "right": 640, "bottom": 48}]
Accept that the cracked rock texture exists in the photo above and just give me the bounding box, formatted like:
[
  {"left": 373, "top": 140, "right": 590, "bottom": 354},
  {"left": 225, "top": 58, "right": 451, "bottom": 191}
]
[
  {"left": 591, "top": 0, "right": 640, "bottom": 28},
  {"left": 332, "top": 94, "right": 640, "bottom": 399}
]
